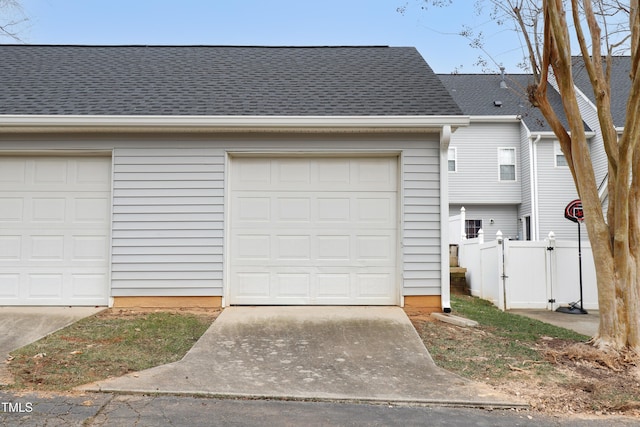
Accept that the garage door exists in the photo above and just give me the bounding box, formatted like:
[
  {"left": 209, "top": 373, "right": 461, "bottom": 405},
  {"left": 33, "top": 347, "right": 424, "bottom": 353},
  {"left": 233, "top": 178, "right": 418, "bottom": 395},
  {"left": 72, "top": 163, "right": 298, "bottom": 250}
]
[
  {"left": 0, "top": 157, "right": 111, "bottom": 305},
  {"left": 229, "top": 157, "right": 398, "bottom": 305}
]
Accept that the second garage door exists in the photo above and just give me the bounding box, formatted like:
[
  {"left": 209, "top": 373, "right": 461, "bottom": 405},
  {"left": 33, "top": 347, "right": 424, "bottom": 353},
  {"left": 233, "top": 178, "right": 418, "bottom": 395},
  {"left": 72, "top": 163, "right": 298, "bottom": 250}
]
[{"left": 229, "top": 156, "right": 398, "bottom": 305}]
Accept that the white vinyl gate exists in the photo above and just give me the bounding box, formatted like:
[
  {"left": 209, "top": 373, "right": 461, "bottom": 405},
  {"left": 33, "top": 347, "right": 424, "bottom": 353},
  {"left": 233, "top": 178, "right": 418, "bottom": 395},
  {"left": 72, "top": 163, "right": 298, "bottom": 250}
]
[{"left": 459, "top": 234, "right": 598, "bottom": 311}]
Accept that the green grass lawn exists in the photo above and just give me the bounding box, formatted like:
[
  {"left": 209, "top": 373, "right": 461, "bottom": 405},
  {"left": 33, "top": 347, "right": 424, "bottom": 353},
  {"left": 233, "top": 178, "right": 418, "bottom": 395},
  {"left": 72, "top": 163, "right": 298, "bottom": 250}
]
[{"left": 5, "top": 309, "right": 218, "bottom": 391}]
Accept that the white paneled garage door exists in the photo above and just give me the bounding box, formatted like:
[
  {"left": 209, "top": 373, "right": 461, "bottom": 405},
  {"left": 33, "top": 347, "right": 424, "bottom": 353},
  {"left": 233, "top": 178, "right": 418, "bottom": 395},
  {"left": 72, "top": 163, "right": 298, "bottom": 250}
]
[
  {"left": 229, "top": 156, "right": 398, "bottom": 305},
  {"left": 0, "top": 157, "right": 111, "bottom": 305}
]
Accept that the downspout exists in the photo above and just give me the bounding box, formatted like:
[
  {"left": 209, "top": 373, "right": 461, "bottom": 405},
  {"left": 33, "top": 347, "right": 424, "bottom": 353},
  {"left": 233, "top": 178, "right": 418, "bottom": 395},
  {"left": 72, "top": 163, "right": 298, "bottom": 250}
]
[
  {"left": 440, "top": 125, "right": 452, "bottom": 313},
  {"left": 531, "top": 134, "right": 542, "bottom": 240}
]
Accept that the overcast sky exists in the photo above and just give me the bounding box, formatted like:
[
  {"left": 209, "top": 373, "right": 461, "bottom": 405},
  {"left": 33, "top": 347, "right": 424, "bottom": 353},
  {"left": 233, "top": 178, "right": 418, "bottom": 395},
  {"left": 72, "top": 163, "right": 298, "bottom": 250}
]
[{"left": 7, "top": 0, "right": 533, "bottom": 74}]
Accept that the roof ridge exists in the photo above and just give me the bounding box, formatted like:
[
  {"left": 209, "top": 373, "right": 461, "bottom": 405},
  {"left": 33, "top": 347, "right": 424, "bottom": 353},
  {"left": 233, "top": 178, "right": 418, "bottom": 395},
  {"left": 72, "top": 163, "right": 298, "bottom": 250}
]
[{"left": 0, "top": 44, "right": 393, "bottom": 49}]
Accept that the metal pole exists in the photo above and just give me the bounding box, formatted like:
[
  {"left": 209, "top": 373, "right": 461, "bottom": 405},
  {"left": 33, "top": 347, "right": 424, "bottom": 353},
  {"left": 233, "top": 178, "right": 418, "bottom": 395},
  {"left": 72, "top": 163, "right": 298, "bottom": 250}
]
[{"left": 578, "top": 221, "right": 584, "bottom": 311}]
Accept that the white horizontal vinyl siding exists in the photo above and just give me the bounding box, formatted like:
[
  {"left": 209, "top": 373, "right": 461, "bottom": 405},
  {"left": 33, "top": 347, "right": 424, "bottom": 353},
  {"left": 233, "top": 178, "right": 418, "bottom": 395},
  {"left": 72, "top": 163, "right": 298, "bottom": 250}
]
[
  {"left": 403, "top": 146, "right": 441, "bottom": 296},
  {"left": 450, "top": 204, "right": 519, "bottom": 240},
  {"left": 574, "top": 87, "right": 608, "bottom": 189},
  {"left": 449, "top": 122, "right": 522, "bottom": 205},
  {"left": 519, "top": 124, "right": 532, "bottom": 220},
  {"left": 111, "top": 148, "right": 224, "bottom": 297},
  {"left": 574, "top": 86, "right": 610, "bottom": 219},
  {"left": 535, "top": 141, "right": 583, "bottom": 241}
]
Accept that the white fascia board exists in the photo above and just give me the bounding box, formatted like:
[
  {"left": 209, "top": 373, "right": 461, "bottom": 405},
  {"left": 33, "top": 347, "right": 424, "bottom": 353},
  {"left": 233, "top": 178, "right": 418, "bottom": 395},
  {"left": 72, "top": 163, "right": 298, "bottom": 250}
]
[
  {"left": 534, "top": 130, "right": 596, "bottom": 140},
  {"left": 470, "top": 115, "right": 521, "bottom": 123},
  {"left": 0, "top": 115, "right": 470, "bottom": 133}
]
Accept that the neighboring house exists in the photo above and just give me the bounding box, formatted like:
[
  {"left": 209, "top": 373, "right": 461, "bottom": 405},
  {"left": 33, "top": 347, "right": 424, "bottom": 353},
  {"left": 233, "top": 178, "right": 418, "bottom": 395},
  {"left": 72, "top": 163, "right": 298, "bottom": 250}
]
[
  {"left": 0, "top": 45, "right": 467, "bottom": 311},
  {"left": 439, "top": 72, "right": 593, "bottom": 243}
]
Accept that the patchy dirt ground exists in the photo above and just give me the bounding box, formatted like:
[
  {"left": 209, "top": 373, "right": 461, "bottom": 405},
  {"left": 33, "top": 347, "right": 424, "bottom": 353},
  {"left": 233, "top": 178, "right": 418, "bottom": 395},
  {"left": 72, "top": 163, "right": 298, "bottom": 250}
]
[
  {"left": 97, "top": 307, "right": 221, "bottom": 319},
  {"left": 409, "top": 313, "right": 640, "bottom": 418}
]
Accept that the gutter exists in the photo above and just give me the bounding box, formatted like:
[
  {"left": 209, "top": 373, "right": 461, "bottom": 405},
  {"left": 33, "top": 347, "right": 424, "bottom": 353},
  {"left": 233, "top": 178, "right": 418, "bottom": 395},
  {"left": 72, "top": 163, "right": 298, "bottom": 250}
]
[
  {"left": 469, "top": 115, "right": 521, "bottom": 124},
  {"left": 0, "top": 115, "right": 470, "bottom": 134}
]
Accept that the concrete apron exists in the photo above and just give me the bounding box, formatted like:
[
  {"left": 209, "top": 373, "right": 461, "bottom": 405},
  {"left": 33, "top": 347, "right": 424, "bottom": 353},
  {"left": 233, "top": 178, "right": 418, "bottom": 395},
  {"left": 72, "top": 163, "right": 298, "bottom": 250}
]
[{"left": 81, "top": 307, "right": 525, "bottom": 408}]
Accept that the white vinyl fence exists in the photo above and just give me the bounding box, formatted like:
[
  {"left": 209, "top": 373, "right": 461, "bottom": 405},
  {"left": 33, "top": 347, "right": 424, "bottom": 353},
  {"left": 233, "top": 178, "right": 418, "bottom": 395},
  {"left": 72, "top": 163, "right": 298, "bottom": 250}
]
[{"left": 459, "top": 231, "right": 598, "bottom": 311}]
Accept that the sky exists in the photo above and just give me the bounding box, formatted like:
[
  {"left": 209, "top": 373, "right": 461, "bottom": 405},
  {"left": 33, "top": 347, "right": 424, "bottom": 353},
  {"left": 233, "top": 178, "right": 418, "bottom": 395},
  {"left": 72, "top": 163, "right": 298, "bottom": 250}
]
[{"left": 4, "top": 0, "right": 533, "bottom": 74}]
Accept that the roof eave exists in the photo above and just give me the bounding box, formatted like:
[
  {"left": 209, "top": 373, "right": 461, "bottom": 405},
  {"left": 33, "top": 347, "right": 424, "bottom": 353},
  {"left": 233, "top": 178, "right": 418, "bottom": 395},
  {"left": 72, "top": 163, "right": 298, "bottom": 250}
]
[
  {"left": 469, "top": 115, "right": 521, "bottom": 123},
  {"left": 0, "top": 115, "right": 470, "bottom": 134}
]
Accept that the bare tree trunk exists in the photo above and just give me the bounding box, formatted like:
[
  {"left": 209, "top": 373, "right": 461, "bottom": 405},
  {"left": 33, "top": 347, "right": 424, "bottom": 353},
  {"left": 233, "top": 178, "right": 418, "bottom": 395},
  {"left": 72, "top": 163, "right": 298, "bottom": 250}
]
[{"left": 540, "top": 0, "right": 640, "bottom": 353}]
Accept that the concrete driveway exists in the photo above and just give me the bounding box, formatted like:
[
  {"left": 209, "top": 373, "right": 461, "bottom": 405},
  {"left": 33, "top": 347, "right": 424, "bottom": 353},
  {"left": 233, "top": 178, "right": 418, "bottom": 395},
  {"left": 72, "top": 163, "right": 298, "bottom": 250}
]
[
  {"left": 82, "top": 307, "right": 524, "bottom": 408},
  {"left": 0, "top": 306, "right": 104, "bottom": 385}
]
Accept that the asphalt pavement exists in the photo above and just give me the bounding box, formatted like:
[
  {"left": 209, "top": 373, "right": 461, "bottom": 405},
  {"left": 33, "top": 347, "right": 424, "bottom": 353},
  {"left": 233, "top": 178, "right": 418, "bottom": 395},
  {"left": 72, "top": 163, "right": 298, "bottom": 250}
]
[{"left": 1, "top": 391, "right": 639, "bottom": 427}]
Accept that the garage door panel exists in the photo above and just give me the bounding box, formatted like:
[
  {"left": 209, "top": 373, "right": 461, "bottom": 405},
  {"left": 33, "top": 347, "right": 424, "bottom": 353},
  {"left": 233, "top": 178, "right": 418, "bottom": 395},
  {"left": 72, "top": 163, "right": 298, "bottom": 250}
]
[
  {"left": 235, "top": 235, "right": 270, "bottom": 260},
  {"left": 317, "top": 235, "right": 350, "bottom": 260},
  {"left": 33, "top": 159, "right": 68, "bottom": 185},
  {"left": 0, "top": 236, "right": 21, "bottom": 260},
  {"left": 230, "top": 156, "right": 398, "bottom": 305},
  {"left": 236, "top": 272, "right": 271, "bottom": 298},
  {"left": 318, "top": 160, "right": 350, "bottom": 184},
  {"left": 316, "top": 274, "right": 350, "bottom": 298},
  {"left": 356, "top": 196, "right": 395, "bottom": 223},
  {"left": 278, "top": 160, "right": 311, "bottom": 184},
  {"left": 75, "top": 159, "right": 112, "bottom": 186},
  {"left": 0, "top": 198, "right": 23, "bottom": 221},
  {"left": 235, "top": 197, "right": 270, "bottom": 222},
  {"left": 0, "top": 274, "right": 19, "bottom": 298},
  {"left": 72, "top": 235, "right": 109, "bottom": 261},
  {"left": 276, "top": 235, "right": 311, "bottom": 260},
  {"left": 29, "top": 235, "right": 65, "bottom": 260},
  {"left": 0, "top": 157, "right": 111, "bottom": 305},
  {"left": 0, "top": 161, "right": 26, "bottom": 183},
  {"left": 72, "top": 274, "right": 110, "bottom": 297},
  {"left": 356, "top": 235, "right": 394, "bottom": 261},
  {"left": 276, "top": 273, "right": 310, "bottom": 298},
  {"left": 317, "top": 198, "right": 350, "bottom": 222},
  {"left": 32, "top": 198, "right": 66, "bottom": 222},
  {"left": 74, "top": 198, "right": 110, "bottom": 223},
  {"left": 28, "top": 274, "right": 64, "bottom": 298}
]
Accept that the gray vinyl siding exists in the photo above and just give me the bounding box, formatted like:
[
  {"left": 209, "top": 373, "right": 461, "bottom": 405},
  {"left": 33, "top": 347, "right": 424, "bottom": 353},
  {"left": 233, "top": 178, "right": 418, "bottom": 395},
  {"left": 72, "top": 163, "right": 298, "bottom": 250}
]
[
  {"left": 448, "top": 121, "right": 522, "bottom": 204},
  {"left": 1, "top": 134, "right": 445, "bottom": 301},
  {"left": 535, "top": 141, "right": 583, "bottom": 240},
  {"left": 451, "top": 204, "right": 519, "bottom": 241},
  {"left": 519, "top": 124, "right": 532, "bottom": 220},
  {"left": 574, "top": 87, "right": 608, "bottom": 189},
  {"left": 574, "top": 86, "right": 609, "bottom": 218},
  {"left": 111, "top": 148, "right": 225, "bottom": 297},
  {"left": 402, "top": 146, "right": 441, "bottom": 296}
]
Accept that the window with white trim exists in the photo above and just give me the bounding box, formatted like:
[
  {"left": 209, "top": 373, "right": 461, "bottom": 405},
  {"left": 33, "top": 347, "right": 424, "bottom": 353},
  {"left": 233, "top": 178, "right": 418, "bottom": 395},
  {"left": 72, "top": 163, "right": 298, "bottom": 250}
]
[
  {"left": 465, "top": 219, "right": 482, "bottom": 239},
  {"left": 554, "top": 141, "right": 567, "bottom": 167},
  {"left": 448, "top": 147, "right": 457, "bottom": 172},
  {"left": 498, "top": 147, "right": 516, "bottom": 181}
]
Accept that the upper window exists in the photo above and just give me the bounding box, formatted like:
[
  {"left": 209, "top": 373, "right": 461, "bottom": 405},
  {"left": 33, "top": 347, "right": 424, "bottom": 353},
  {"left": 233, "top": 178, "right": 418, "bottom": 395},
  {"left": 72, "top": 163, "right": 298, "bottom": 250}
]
[
  {"left": 448, "top": 147, "right": 457, "bottom": 172},
  {"left": 498, "top": 147, "right": 516, "bottom": 181},
  {"left": 555, "top": 141, "right": 568, "bottom": 167}
]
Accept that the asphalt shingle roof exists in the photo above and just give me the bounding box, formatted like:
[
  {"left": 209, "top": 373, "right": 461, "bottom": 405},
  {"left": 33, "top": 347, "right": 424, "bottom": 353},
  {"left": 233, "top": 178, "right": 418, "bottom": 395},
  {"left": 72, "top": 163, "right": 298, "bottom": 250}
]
[
  {"left": 0, "top": 45, "right": 462, "bottom": 117},
  {"left": 571, "top": 56, "right": 631, "bottom": 128},
  {"left": 438, "top": 73, "right": 572, "bottom": 132}
]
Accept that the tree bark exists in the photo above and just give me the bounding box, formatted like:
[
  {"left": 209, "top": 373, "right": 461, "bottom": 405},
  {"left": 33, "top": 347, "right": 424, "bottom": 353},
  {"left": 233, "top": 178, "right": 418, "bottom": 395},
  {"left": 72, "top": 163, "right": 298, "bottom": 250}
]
[{"left": 536, "top": 0, "right": 640, "bottom": 353}]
